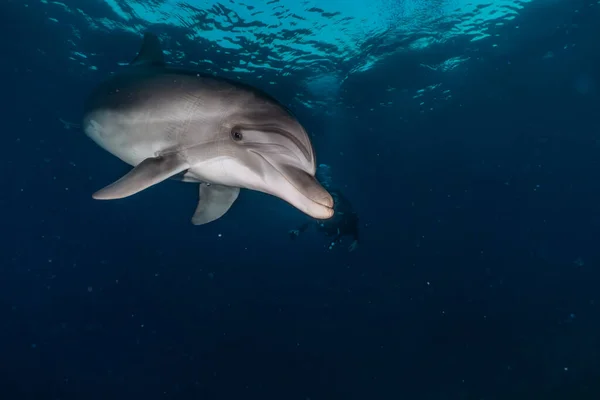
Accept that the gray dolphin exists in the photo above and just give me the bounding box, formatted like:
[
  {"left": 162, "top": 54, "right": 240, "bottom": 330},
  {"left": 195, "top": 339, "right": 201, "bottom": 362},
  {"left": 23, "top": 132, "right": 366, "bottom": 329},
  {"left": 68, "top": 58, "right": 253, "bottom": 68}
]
[{"left": 82, "top": 33, "right": 334, "bottom": 225}]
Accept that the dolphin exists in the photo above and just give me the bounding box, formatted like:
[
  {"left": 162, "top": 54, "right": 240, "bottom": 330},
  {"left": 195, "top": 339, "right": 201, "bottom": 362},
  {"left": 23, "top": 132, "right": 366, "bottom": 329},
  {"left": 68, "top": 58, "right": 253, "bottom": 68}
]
[{"left": 82, "top": 33, "right": 334, "bottom": 225}]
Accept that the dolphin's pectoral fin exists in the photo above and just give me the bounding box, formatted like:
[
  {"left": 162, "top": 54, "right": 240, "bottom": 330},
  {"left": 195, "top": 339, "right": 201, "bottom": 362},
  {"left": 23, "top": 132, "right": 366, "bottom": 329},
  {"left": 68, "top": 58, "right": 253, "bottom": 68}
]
[
  {"left": 93, "top": 154, "right": 189, "bottom": 200},
  {"left": 130, "top": 32, "right": 165, "bottom": 67},
  {"left": 191, "top": 183, "right": 240, "bottom": 225}
]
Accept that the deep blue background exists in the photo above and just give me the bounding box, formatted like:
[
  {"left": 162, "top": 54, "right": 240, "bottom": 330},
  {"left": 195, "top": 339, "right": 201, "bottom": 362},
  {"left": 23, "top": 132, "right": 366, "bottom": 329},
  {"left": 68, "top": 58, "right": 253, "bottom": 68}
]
[{"left": 1, "top": 0, "right": 600, "bottom": 399}]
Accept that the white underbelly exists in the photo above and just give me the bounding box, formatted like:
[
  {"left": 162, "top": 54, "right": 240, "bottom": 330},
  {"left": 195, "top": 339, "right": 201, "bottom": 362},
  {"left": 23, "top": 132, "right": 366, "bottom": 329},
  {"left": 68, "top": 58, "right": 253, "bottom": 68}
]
[{"left": 84, "top": 112, "right": 174, "bottom": 167}]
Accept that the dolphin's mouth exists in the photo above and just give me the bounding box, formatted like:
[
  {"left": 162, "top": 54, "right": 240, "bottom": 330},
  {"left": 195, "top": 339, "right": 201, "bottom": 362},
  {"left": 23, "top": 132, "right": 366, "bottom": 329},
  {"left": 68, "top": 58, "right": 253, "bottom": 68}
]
[
  {"left": 283, "top": 176, "right": 334, "bottom": 219},
  {"left": 252, "top": 151, "right": 334, "bottom": 219}
]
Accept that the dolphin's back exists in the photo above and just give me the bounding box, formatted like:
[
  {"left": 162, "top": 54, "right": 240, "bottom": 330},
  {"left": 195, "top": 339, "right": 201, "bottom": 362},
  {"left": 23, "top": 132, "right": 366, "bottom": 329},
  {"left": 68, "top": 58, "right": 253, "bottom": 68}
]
[
  {"left": 85, "top": 67, "right": 291, "bottom": 116},
  {"left": 85, "top": 68, "right": 224, "bottom": 115},
  {"left": 83, "top": 69, "right": 239, "bottom": 164}
]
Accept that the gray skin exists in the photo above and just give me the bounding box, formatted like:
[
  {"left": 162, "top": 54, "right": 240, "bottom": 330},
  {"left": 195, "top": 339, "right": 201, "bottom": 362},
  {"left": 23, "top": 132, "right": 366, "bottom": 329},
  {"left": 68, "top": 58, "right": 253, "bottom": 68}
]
[{"left": 82, "top": 33, "right": 334, "bottom": 225}]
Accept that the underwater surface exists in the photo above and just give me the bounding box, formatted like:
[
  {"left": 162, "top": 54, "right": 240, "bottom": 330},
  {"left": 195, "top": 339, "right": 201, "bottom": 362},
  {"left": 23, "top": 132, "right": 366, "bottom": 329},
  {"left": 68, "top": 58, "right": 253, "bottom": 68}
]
[{"left": 1, "top": 0, "right": 600, "bottom": 398}]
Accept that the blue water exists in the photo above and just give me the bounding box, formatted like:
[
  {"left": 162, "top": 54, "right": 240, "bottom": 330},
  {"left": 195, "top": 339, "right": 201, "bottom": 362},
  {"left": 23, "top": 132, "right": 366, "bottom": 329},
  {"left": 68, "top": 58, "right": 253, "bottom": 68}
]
[{"left": 1, "top": 0, "right": 599, "bottom": 398}]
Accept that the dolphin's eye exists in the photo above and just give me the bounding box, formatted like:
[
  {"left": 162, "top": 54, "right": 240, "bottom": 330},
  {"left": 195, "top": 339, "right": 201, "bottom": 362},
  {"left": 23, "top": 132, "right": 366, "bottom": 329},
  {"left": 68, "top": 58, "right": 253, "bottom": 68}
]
[{"left": 231, "top": 130, "right": 243, "bottom": 142}]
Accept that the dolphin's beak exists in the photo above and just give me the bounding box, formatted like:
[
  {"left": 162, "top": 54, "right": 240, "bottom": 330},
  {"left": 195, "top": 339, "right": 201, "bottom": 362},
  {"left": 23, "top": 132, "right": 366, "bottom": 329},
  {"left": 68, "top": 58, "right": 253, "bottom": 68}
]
[{"left": 275, "top": 164, "right": 334, "bottom": 219}]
